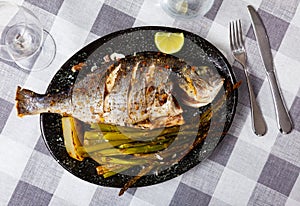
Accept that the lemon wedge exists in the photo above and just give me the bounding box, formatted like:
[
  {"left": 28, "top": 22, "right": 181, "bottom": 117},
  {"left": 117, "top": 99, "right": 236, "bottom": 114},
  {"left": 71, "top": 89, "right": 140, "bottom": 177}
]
[
  {"left": 175, "top": 0, "right": 188, "bottom": 14},
  {"left": 154, "top": 32, "right": 184, "bottom": 54}
]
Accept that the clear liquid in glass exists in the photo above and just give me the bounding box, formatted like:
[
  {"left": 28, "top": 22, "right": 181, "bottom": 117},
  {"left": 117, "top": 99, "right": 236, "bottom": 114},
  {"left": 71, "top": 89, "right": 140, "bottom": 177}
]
[
  {"left": 161, "top": 0, "right": 214, "bottom": 19},
  {"left": 4, "top": 23, "right": 42, "bottom": 60}
]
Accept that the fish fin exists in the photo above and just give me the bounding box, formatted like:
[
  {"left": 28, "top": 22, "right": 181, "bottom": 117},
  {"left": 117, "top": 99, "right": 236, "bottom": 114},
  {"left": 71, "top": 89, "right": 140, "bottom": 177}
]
[
  {"left": 15, "top": 86, "right": 41, "bottom": 116},
  {"left": 16, "top": 86, "right": 72, "bottom": 117}
]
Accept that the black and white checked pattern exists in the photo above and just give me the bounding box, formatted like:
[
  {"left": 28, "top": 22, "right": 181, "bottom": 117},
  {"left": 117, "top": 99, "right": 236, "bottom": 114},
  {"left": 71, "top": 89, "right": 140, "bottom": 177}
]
[{"left": 1, "top": 0, "right": 300, "bottom": 205}]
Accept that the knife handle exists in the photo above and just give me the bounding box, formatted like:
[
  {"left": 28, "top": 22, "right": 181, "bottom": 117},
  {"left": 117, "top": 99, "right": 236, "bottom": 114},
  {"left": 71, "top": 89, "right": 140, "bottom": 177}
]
[
  {"left": 245, "top": 72, "right": 267, "bottom": 136},
  {"left": 266, "top": 71, "right": 293, "bottom": 134}
]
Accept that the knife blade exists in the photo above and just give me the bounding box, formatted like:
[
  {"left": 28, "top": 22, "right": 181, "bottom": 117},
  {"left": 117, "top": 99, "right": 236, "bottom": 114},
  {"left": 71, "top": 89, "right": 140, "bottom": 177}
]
[{"left": 247, "top": 5, "right": 293, "bottom": 134}]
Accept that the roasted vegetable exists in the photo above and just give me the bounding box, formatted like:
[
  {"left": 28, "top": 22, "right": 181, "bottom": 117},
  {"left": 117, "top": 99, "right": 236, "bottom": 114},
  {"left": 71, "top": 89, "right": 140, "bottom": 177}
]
[{"left": 61, "top": 117, "right": 86, "bottom": 161}]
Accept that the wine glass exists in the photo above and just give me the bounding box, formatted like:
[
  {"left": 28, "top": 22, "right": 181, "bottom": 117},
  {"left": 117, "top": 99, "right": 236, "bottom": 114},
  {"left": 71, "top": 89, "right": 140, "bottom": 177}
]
[
  {"left": 0, "top": 1, "right": 56, "bottom": 72},
  {"left": 160, "top": 0, "right": 214, "bottom": 19}
]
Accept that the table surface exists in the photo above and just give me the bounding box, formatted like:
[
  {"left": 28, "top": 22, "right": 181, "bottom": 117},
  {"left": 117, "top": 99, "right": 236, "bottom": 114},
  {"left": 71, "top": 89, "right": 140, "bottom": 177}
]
[{"left": 1, "top": 0, "right": 300, "bottom": 205}]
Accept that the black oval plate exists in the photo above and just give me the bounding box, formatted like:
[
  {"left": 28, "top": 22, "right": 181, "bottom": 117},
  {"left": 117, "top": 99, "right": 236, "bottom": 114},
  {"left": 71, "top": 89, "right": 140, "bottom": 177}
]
[{"left": 40, "top": 26, "right": 238, "bottom": 188}]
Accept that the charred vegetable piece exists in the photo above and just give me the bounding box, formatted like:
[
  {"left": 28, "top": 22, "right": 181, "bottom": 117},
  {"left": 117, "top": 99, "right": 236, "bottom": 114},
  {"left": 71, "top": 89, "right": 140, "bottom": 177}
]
[{"left": 61, "top": 117, "right": 86, "bottom": 161}]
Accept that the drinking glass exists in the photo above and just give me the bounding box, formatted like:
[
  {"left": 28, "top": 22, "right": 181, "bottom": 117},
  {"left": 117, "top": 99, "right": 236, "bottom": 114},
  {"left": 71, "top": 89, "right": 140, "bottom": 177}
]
[
  {"left": 160, "top": 0, "right": 214, "bottom": 19},
  {"left": 0, "top": 1, "right": 56, "bottom": 72}
]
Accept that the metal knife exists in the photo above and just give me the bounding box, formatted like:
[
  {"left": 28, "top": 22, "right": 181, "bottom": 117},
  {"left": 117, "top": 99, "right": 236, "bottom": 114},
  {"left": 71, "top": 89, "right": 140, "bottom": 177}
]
[{"left": 247, "top": 5, "right": 293, "bottom": 134}]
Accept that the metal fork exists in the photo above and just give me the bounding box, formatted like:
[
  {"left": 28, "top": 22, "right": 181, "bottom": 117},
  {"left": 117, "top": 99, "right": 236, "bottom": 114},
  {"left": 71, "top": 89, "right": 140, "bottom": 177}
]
[{"left": 229, "top": 20, "right": 267, "bottom": 136}]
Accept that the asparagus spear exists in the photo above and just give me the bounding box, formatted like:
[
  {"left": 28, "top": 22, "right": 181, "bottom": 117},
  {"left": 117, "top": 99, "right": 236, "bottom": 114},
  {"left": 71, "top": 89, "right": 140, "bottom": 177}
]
[
  {"left": 89, "top": 140, "right": 172, "bottom": 157},
  {"left": 120, "top": 143, "right": 171, "bottom": 155},
  {"left": 96, "top": 164, "right": 132, "bottom": 177},
  {"left": 103, "top": 166, "right": 132, "bottom": 178},
  {"left": 78, "top": 140, "right": 132, "bottom": 153},
  {"left": 92, "top": 156, "right": 148, "bottom": 165},
  {"left": 84, "top": 131, "right": 132, "bottom": 141},
  {"left": 85, "top": 126, "right": 181, "bottom": 141}
]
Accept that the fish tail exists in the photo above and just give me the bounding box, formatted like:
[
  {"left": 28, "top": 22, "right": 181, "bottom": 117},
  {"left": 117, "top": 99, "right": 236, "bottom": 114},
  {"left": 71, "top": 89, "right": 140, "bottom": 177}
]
[{"left": 15, "top": 86, "right": 47, "bottom": 116}]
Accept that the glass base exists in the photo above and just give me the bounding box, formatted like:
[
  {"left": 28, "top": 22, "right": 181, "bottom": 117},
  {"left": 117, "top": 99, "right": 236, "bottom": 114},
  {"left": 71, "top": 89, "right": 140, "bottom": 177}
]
[
  {"left": 15, "top": 30, "right": 56, "bottom": 72},
  {"left": 160, "top": 0, "right": 214, "bottom": 19}
]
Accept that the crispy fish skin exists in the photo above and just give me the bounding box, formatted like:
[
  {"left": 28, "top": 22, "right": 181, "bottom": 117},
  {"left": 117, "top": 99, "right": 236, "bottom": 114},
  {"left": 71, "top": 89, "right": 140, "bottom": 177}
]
[{"left": 15, "top": 52, "right": 224, "bottom": 129}]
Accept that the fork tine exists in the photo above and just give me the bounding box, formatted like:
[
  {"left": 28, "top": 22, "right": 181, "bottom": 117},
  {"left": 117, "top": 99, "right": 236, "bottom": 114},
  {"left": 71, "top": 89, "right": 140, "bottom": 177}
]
[
  {"left": 229, "top": 22, "right": 233, "bottom": 50},
  {"left": 238, "top": 19, "right": 244, "bottom": 46},
  {"left": 234, "top": 20, "right": 241, "bottom": 49},
  {"left": 230, "top": 20, "right": 244, "bottom": 51},
  {"left": 229, "top": 21, "right": 236, "bottom": 50}
]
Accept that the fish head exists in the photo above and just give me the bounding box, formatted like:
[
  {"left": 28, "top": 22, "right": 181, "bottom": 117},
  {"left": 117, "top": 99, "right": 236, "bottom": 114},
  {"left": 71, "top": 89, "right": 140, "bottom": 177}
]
[{"left": 176, "top": 66, "right": 224, "bottom": 108}]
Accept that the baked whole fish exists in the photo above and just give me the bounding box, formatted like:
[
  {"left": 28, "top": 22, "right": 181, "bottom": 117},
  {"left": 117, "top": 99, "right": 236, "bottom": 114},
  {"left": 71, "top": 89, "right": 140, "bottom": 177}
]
[{"left": 16, "top": 52, "right": 224, "bottom": 129}]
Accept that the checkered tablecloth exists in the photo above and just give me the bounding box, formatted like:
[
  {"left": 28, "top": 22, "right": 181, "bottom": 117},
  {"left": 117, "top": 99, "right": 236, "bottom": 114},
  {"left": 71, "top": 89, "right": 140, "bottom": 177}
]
[{"left": 1, "top": 0, "right": 300, "bottom": 205}]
